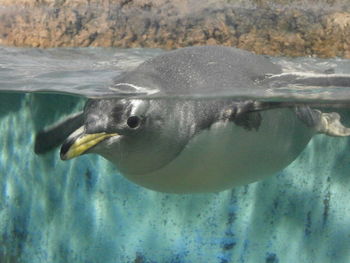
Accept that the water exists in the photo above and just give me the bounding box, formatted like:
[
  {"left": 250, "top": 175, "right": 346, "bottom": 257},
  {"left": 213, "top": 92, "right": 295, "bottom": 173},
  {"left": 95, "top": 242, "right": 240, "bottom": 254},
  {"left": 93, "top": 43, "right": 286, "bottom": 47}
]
[
  {"left": 2, "top": 46, "right": 350, "bottom": 101},
  {"left": 0, "top": 46, "right": 350, "bottom": 262},
  {"left": 0, "top": 47, "right": 162, "bottom": 97}
]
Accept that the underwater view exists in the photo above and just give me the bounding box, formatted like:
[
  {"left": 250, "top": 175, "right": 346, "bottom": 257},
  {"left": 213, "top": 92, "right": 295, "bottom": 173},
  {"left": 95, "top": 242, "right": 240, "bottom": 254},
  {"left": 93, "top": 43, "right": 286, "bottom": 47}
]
[
  {"left": 0, "top": 44, "right": 350, "bottom": 263},
  {"left": 1, "top": 1, "right": 350, "bottom": 261}
]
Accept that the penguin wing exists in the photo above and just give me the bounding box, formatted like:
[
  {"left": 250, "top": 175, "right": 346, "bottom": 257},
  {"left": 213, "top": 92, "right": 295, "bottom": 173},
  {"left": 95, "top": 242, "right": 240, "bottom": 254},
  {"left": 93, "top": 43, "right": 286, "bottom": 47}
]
[
  {"left": 227, "top": 100, "right": 350, "bottom": 137},
  {"left": 34, "top": 111, "right": 84, "bottom": 154}
]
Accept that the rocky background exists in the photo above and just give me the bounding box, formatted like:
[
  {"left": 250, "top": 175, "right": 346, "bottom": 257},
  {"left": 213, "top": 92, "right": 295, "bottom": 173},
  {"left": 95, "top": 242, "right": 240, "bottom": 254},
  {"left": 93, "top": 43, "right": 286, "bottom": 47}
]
[{"left": 0, "top": 0, "right": 350, "bottom": 58}]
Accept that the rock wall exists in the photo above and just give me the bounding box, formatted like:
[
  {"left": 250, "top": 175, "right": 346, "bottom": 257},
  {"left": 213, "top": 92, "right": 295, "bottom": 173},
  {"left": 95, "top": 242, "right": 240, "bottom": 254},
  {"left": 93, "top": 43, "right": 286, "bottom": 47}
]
[{"left": 0, "top": 0, "right": 350, "bottom": 57}]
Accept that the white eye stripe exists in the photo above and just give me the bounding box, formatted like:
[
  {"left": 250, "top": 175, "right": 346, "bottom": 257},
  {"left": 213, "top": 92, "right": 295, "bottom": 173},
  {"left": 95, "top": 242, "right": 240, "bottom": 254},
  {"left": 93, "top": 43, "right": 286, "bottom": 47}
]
[
  {"left": 130, "top": 100, "right": 149, "bottom": 116},
  {"left": 109, "top": 82, "right": 159, "bottom": 95}
]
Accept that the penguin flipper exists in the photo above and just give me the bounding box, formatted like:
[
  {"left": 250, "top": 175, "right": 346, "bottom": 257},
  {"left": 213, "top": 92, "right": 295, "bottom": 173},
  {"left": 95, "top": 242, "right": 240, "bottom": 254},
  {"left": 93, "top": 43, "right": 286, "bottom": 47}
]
[
  {"left": 34, "top": 111, "right": 84, "bottom": 154},
  {"left": 225, "top": 100, "right": 264, "bottom": 131},
  {"left": 228, "top": 101, "right": 350, "bottom": 136}
]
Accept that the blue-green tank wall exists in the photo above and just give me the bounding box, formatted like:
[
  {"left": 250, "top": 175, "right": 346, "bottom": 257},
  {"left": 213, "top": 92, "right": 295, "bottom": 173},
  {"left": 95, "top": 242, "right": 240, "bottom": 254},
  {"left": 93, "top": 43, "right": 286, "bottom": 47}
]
[{"left": 0, "top": 93, "right": 350, "bottom": 263}]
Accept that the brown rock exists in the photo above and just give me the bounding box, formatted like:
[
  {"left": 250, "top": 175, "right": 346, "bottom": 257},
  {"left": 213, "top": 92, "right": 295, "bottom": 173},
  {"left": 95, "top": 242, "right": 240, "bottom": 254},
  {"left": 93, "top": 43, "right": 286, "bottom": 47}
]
[{"left": 0, "top": 0, "right": 349, "bottom": 57}]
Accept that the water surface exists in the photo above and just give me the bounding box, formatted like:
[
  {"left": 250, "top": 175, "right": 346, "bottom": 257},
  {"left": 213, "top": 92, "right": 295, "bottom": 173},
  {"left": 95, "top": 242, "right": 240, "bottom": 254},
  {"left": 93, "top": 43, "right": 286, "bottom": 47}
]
[{"left": 1, "top": 46, "right": 350, "bottom": 101}]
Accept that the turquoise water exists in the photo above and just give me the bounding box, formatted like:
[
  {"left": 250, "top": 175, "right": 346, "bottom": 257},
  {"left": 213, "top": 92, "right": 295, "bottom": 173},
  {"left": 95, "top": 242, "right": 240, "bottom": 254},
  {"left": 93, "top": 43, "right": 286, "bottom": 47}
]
[{"left": 1, "top": 47, "right": 350, "bottom": 262}]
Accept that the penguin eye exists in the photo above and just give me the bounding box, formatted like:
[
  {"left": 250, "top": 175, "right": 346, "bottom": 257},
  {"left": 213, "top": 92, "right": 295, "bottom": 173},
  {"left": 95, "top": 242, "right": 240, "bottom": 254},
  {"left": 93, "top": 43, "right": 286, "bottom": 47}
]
[{"left": 127, "top": 116, "right": 141, "bottom": 129}]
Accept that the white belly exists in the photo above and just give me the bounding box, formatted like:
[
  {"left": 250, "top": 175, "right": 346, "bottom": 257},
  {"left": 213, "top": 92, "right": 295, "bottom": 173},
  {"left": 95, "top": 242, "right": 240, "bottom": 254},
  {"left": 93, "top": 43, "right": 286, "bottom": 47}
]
[{"left": 124, "top": 109, "right": 314, "bottom": 193}]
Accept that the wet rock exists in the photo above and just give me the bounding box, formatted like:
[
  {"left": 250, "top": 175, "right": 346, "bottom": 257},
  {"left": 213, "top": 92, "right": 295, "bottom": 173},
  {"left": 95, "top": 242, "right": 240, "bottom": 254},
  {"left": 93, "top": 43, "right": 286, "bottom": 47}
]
[{"left": 0, "top": 0, "right": 349, "bottom": 58}]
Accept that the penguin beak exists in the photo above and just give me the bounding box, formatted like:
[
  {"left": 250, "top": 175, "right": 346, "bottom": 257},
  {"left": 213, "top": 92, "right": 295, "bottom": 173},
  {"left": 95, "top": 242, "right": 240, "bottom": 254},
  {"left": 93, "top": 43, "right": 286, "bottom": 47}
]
[{"left": 60, "top": 126, "right": 118, "bottom": 160}]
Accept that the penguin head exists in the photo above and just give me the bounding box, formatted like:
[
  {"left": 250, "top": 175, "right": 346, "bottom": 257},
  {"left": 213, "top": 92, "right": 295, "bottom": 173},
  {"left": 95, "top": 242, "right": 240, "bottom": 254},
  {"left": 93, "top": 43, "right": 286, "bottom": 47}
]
[{"left": 60, "top": 98, "right": 197, "bottom": 175}]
